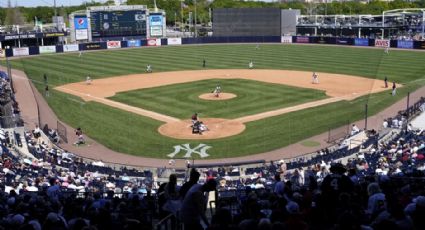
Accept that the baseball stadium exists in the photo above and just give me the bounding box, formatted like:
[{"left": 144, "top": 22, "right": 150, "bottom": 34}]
[{"left": 1, "top": 2, "right": 425, "bottom": 230}]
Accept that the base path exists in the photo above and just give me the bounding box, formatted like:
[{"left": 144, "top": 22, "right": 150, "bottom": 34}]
[{"left": 56, "top": 69, "right": 393, "bottom": 139}]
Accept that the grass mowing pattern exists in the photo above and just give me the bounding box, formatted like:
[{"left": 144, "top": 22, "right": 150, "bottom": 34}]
[
  {"left": 109, "top": 78, "right": 328, "bottom": 119},
  {"left": 5, "top": 44, "right": 425, "bottom": 159}
]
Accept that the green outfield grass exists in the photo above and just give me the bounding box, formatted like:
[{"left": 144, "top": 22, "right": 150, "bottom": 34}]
[
  {"left": 5, "top": 44, "right": 425, "bottom": 159},
  {"left": 109, "top": 78, "right": 328, "bottom": 119}
]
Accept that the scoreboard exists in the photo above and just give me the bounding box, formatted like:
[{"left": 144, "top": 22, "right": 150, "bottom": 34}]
[{"left": 90, "top": 10, "right": 147, "bottom": 38}]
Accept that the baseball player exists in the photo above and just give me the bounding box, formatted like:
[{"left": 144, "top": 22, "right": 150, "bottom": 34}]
[
  {"left": 384, "top": 76, "right": 388, "bottom": 88},
  {"left": 392, "top": 81, "right": 397, "bottom": 96},
  {"left": 78, "top": 51, "right": 82, "bottom": 58},
  {"left": 213, "top": 84, "right": 221, "bottom": 97},
  {"left": 146, "top": 64, "right": 152, "bottom": 73},
  {"left": 86, "top": 76, "right": 92, "bottom": 85},
  {"left": 312, "top": 72, "right": 319, "bottom": 84},
  {"left": 248, "top": 60, "right": 254, "bottom": 69},
  {"left": 384, "top": 47, "right": 389, "bottom": 54}
]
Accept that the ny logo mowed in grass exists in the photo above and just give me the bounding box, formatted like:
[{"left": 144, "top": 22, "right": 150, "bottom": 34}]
[{"left": 168, "top": 143, "right": 212, "bottom": 158}]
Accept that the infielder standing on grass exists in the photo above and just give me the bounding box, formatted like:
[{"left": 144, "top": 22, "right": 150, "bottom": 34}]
[{"left": 385, "top": 47, "right": 389, "bottom": 54}]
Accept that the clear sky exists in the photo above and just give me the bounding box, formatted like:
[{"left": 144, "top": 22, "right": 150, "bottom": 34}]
[{"left": 0, "top": 0, "right": 107, "bottom": 8}]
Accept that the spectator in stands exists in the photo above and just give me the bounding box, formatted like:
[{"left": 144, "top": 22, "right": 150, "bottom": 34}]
[
  {"left": 320, "top": 163, "right": 354, "bottom": 224},
  {"left": 180, "top": 179, "right": 217, "bottom": 230},
  {"left": 73, "top": 128, "right": 85, "bottom": 146},
  {"left": 33, "top": 124, "right": 42, "bottom": 144},
  {"left": 351, "top": 124, "right": 360, "bottom": 135},
  {"left": 273, "top": 173, "right": 285, "bottom": 198},
  {"left": 180, "top": 168, "right": 201, "bottom": 199},
  {"left": 366, "top": 182, "right": 387, "bottom": 220},
  {"left": 162, "top": 174, "right": 181, "bottom": 216}
]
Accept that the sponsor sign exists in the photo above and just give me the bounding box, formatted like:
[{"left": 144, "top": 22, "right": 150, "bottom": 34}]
[
  {"left": 281, "top": 36, "right": 292, "bottom": 43},
  {"left": 147, "top": 38, "right": 161, "bottom": 46},
  {"left": 167, "top": 37, "right": 182, "bottom": 45},
  {"left": 74, "top": 16, "right": 88, "bottom": 30},
  {"left": 84, "top": 43, "right": 103, "bottom": 50},
  {"left": 75, "top": 29, "right": 88, "bottom": 40},
  {"left": 375, "top": 39, "right": 390, "bottom": 48},
  {"left": 44, "top": 32, "right": 66, "bottom": 37},
  {"left": 107, "top": 40, "right": 121, "bottom": 49},
  {"left": 149, "top": 15, "right": 163, "bottom": 26},
  {"left": 397, "top": 40, "right": 413, "bottom": 49},
  {"left": 421, "top": 41, "right": 425, "bottom": 49},
  {"left": 354, "top": 38, "right": 369, "bottom": 46},
  {"left": 63, "top": 44, "right": 79, "bottom": 52},
  {"left": 295, "top": 36, "right": 309, "bottom": 43},
  {"left": 336, "top": 38, "right": 351, "bottom": 45},
  {"left": 150, "top": 26, "right": 163, "bottom": 37},
  {"left": 13, "top": 47, "right": 29, "bottom": 56},
  {"left": 39, "top": 46, "right": 56, "bottom": 54},
  {"left": 127, "top": 40, "right": 141, "bottom": 47},
  {"left": 316, "top": 37, "right": 327, "bottom": 44},
  {"left": 0, "top": 49, "right": 5, "bottom": 58}
]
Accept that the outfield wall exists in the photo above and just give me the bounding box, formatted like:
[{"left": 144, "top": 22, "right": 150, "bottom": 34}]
[{"left": 3, "top": 36, "right": 425, "bottom": 57}]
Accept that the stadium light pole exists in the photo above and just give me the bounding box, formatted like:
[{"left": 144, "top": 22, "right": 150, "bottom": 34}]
[
  {"left": 421, "top": 9, "right": 425, "bottom": 40},
  {"left": 194, "top": 0, "right": 197, "bottom": 37}
]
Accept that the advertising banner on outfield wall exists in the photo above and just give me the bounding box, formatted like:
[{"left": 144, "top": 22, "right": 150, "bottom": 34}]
[
  {"left": 147, "top": 38, "right": 161, "bottom": 46},
  {"left": 295, "top": 36, "right": 309, "bottom": 43},
  {"left": 39, "top": 46, "right": 56, "bottom": 54},
  {"left": 167, "top": 37, "right": 182, "bottom": 45},
  {"left": 13, "top": 47, "right": 29, "bottom": 56},
  {"left": 354, "top": 38, "right": 369, "bottom": 46},
  {"left": 127, "top": 40, "right": 141, "bottom": 47},
  {"left": 374, "top": 39, "right": 390, "bottom": 47},
  {"left": 336, "top": 38, "right": 353, "bottom": 45},
  {"left": 63, "top": 44, "right": 79, "bottom": 52},
  {"left": 0, "top": 49, "right": 5, "bottom": 58},
  {"left": 82, "top": 42, "right": 104, "bottom": 50},
  {"left": 107, "top": 41, "right": 121, "bottom": 49},
  {"left": 397, "top": 40, "right": 413, "bottom": 49},
  {"left": 281, "top": 36, "right": 292, "bottom": 43}
]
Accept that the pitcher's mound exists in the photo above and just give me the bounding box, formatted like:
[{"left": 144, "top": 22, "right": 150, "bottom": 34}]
[
  {"left": 158, "top": 118, "right": 245, "bottom": 139},
  {"left": 199, "top": 93, "right": 237, "bottom": 100}
]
